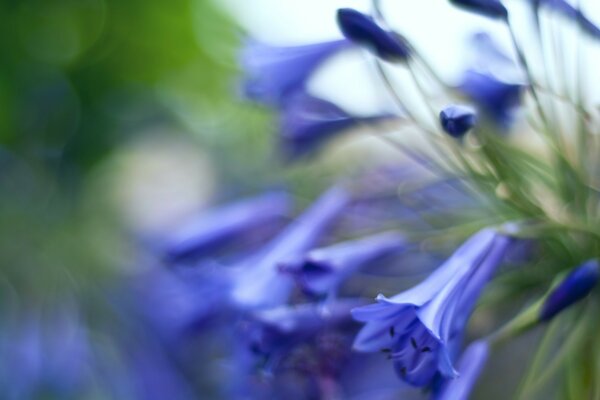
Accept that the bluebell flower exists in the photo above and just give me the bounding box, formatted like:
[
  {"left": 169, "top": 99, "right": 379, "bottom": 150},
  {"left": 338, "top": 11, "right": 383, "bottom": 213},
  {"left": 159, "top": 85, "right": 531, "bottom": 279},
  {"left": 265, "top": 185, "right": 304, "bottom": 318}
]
[
  {"left": 163, "top": 191, "right": 291, "bottom": 262},
  {"left": 448, "top": 0, "right": 508, "bottom": 19},
  {"left": 241, "top": 39, "right": 350, "bottom": 105},
  {"left": 280, "top": 91, "right": 392, "bottom": 159},
  {"left": 279, "top": 232, "right": 406, "bottom": 297},
  {"left": 439, "top": 105, "right": 478, "bottom": 138},
  {"left": 457, "top": 70, "right": 524, "bottom": 129},
  {"left": 537, "top": 0, "right": 600, "bottom": 39},
  {"left": 230, "top": 187, "right": 350, "bottom": 309},
  {"left": 352, "top": 228, "right": 512, "bottom": 386},
  {"left": 337, "top": 8, "right": 410, "bottom": 61},
  {"left": 434, "top": 340, "right": 489, "bottom": 400},
  {"left": 540, "top": 259, "right": 599, "bottom": 321}
]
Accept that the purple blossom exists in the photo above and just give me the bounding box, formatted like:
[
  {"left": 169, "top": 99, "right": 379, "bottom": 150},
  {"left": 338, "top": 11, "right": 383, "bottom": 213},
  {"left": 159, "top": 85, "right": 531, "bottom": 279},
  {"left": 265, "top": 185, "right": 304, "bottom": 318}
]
[
  {"left": 163, "top": 191, "right": 291, "bottom": 262},
  {"left": 241, "top": 39, "right": 349, "bottom": 105},
  {"left": 352, "top": 228, "right": 512, "bottom": 387},
  {"left": 280, "top": 92, "right": 392, "bottom": 159},
  {"left": 439, "top": 105, "right": 478, "bottom": 138},
  {"left": 336, "top": 8, "right": 410, "bottom": 61},
  {"left": 540, "top": 259, "right": 599, "bottom": 321},
  {"left": 230, "top": 187, "right": 350, "bottom": 309},
  {"left": 448, "top": 0, "right": 508, "bottom": 19},
  {"left": 434, "top": 340, "right": 489, "bottom": 400},
  {"left": 458, "top": 70, "right": 524, "bottom": 130},
  {"left": 280, "top": 232, "right": 407, "bottom": 297}
]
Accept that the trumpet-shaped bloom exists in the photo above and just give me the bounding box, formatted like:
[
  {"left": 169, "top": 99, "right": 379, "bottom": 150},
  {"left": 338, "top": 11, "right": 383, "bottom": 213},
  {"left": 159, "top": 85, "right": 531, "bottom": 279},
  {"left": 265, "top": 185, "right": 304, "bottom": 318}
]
[
  {"left": 458, "top": 70, "right": 523, "bottom": 129},
  {"left": 540, "top": 259, "right": 599, "bottom": 321},
  {"left": 440, "top": 105, "right": 478, "bottom": 138},
  {"left": 434, "top": 340, "right": 489, "bottom": 400},
  {"left": 163, "top": 191, "right": 291, "bottom": 262},
  {"left": 448, "top": 0, "right": 508, "bottom": 19},
  {"left": 241, "top": 39, "right": 349, "bottom": 105},
  {"left": 279, "top": 232, "right": 406, "bottom": 296},
  {"left": 280, "top": 92, "right": 391, "bottom": 159},
  {"left": 337, "top": 8, "right": 410, "bottom": 61},
  {"left": 230, "top": 187, "right": 350, "bottom": 309},
  {"left": 352, "top": 228, "right": 512, "bottom": 386}
]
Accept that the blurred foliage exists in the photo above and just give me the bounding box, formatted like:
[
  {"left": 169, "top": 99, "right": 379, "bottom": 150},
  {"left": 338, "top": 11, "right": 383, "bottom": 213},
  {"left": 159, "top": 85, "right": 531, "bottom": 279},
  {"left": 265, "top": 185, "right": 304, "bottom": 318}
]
[{"left": 0, "top": 0, "right": 240, "bottom": 179}]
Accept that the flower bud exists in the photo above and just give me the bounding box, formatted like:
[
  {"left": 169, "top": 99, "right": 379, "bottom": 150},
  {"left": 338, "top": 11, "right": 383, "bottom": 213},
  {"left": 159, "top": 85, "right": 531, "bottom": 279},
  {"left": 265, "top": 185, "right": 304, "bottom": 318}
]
[
  {"left": 540, "top": 259, "right": 599, "bottom": 321},
  {"left": 448, "top": 0, "right": 508, "bottom": 20},
  {"left": 440, "top": 105, "right": 477, "bottom": 138}
]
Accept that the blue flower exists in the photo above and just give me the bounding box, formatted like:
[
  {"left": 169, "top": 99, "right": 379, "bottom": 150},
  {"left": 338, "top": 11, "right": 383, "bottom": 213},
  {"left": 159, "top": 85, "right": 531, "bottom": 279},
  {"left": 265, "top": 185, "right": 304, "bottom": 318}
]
[
  {"left": 241, "top": 39, "right": 349, "bottom": 105},
  {"left": 434, "top": 340, "right": 489, "bottom": 400},
  {"left": 336, "top": 8, "right": 410, "bottom": 61},
  {"left": 540, "top": 259, "right": 599, "bottom": 321},
  {"left": 537, "top": 0, "right": 600, "bottom": 40},
  {"left": 448, "top": 0, "right": 508, "bottom": 19},
  {"left": 244, "top": 300, "right": 359, "bottom": 362},
  {"left": 352, "top": 228, "right": 512, "bottom": 386},
  {"left": 230, "top": 187, "right": 350, "bottom": 309},
  {"left": 439, "top": 105, "right": 478, "bottom": 138},
  {"left": 457, "top": 70, "right": 524, "bottom": 129},
  {"left": 163, "top": 191, "right": 291, "bottom": 262},
  {"left": 280, "top": 92, "right": 392, "bottom": 159},
  {"left": 279, "top": 232, "right": 406, "bottom": 297}
]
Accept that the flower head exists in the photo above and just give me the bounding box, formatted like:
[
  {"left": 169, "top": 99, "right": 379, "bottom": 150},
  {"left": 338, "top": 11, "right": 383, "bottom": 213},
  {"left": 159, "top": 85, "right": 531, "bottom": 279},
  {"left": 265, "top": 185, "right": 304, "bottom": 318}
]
[
  {"left": 337, "top": 8, "right": 410, "bottom": 61},
  {"left": 352, "top": 228, "right": 512, "bottom": 386},
  {"left": 241, "top": 39, "right": 349, "bottom": 105},
  {"left": 448, "top": 0, "right": 508, "bottom": 19},
  {"left": 230, "top": 187, "right": 350, "bottom": 309},
  {"left": 280, "top": 232, "right": 406, "bottom": 297},
  {"left": 280, "top": 92, "right": 392, "bottom": 159}
]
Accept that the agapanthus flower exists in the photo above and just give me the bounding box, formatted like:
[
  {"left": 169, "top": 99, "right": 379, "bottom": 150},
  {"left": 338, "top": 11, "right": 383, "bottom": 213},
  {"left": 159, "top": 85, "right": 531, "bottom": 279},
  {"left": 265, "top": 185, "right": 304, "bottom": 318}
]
[
  {"left": 336, "top": 8, "right": 410, "bottom": 61},
  {"left": 540, "top": 259, "right": 599, "bottom": 321},
  {"left": 352, "top": 228, "right": 513, "bottom": 386},
  {"left": 241, "top": 39, "right": 350, "bottom": 105},
  {"left": 279, "top": 232, "right": 406, "bottom": 297},
  {"left": 163, "top": 191, "right": 291, "bottom": 262},
  {"left": 448, "top": 0, "right": 508, "bottom": 19},
  {"left": 434, "top": 340, "right": 489, "bottom": 400},
  {"left": 244, "top": 300, "right": 359, "bottom": 361},
  {"left": 457, "top": 70, "right": 524, "bottom": 129},
  {"left": 439, "top": 105, "right": 478, "bottom": 138},
  {"left": 230, "top": 187, "right": 350, "bottom": 309},
  {"left": 280, "top": 91, "right": 393, "bottom": 159}
]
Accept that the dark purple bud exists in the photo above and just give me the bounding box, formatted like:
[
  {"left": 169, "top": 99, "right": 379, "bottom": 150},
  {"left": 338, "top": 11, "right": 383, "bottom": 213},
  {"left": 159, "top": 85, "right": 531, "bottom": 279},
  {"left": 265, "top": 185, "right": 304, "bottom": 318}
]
[
  {"left": 540, "top": 259, "right": 599, "bottom": 321},
  {"left": 440, "top": 105, "right": 478, "bottom": 138},
  {"left": 336, "top": 8, "right": 410, "bottom": 61},
  {"left": 448, "top": 0, "right": 508, "bottom": 19}
]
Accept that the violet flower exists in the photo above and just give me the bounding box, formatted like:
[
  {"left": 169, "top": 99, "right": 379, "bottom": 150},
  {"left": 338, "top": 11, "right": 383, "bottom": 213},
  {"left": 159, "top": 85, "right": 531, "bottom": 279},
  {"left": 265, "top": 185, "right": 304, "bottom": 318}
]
[
  {"left": 458, "top": 70, "right": 523, "bottom": 130},
  {"left": 439, "top": 105, "right": 478, "bottom": 138},
  {"left": 434, "top": 340, "right": 489, "bottom": 400},
  {"left": 352, "top": 228, "right": 512, "bottom": 387},
  {"left": 448, "top": 0, "right": 508, "bottom": 19},
  {"left": 337, "top": 8, "right": 410, "bottom": 61},
  {"left": 241, "top": 39, "right": 349, "bottom": 105},
  {"left": 279, "top": 232, "right": 406, "bottom": 297},
  {"left": 540, "top": 259, "right": 599, "bottom": 321},
  {"left": 230, "top": 187, "right": 350, "bottom": 309},
  {"left": 280, "top": 92, "right": 392, "bottom": 159},
  {"left": 163, "top": 191, "right": 291, "bottom": 262}
]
